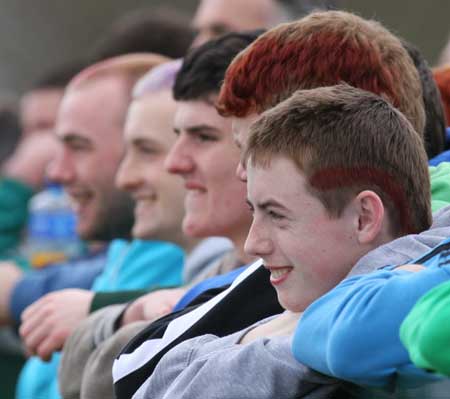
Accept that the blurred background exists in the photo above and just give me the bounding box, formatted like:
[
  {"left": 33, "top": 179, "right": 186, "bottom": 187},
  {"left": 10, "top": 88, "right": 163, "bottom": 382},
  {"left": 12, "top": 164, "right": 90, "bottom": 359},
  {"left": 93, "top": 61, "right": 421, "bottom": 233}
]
[{"left": 0, "top": 0, "right": 449, "bottom": 95}]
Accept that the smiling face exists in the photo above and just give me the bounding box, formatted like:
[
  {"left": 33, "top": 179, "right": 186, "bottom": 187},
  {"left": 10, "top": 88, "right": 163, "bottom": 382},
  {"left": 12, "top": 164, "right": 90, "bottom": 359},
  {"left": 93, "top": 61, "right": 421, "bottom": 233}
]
[
  {"left": 116, "top": 91, "right": 186, "bottom": 244},
  {"left": 165, "top": 99, "right": 252, "bottom": 252},
  {"left": 245, "top": 156, "right": 366, "bottom": 312},
  {"left": 48, "top": 75, "right": 134, "bottom": 241}
]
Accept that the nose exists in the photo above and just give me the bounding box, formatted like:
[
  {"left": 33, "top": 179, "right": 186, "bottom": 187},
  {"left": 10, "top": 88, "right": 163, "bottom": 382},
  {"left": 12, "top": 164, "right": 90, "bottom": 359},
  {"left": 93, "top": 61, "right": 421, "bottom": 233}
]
[
  {"left": 244, "top": 217, "right": 273, "bottom": 258},
  {"left": 235, "top": 160, "right": 247, "bottom": 182},
  {"left": 164, "top": 137, "right": 194, "bottom": 175},
  {"left": 47, "top": 149, "right": 75, "bottom": 186},
  {"left": 115, "top": 155, "right": 141, "bottom": 191}
]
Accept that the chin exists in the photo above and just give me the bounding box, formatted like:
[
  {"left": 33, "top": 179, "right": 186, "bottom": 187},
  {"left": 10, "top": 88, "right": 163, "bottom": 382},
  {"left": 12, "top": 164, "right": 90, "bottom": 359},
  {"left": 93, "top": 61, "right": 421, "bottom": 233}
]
[
  {"left": 278, "top": 294, "right": 305, "bottom": 313},
  {"left": 76, "top": 224, "right": 95, "bottom": 241},
  {"left": 132, "top": 224, "right": 156, "bottom": 240},
  {"left": 182, "top": 221, "right": 212, "bottom": 238}
]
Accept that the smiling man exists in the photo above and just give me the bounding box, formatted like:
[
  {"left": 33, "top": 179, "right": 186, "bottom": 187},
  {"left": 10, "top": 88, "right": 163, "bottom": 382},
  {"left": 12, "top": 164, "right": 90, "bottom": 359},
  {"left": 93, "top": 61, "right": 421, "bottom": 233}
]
[
  {"left": 108, "top": 83, "right": 433, "bottom": 399},
  {"left": 15, "top": 54, "right": 193, "bottom": 399},
  {"left": 135, "top": 84, "right": 432, "bottom": 399},
  {"left": 166, "top": 96, "right": 252, "bottom": 255},
  {"left": 48, "top": 69, "right": 135, "bottom": 241},
  {"left": 115, "top": 83, "right": 187, "bottom": 245}
]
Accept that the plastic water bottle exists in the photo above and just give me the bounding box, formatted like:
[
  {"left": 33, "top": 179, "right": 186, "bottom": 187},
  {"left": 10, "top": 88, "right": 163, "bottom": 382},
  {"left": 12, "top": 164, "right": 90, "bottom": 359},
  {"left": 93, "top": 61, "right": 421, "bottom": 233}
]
[{"left": 24, "top": 183, "right": 83, "bottom": 268}]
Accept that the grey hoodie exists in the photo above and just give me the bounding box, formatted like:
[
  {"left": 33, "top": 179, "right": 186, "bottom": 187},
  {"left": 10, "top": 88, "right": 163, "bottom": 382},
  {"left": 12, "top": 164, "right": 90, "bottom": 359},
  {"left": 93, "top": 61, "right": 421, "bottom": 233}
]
[
  {"left": 143, "top": 319, "right": 341, "bottom": 399},
  {"left": 62, "top": 207, "right": 450, "bottom": 399},
  {"left": 138, "top": 207, "right": 450, "bottom": 399},
  {"left": 350, "top": 206, "right": 450, "bottom": 276}
]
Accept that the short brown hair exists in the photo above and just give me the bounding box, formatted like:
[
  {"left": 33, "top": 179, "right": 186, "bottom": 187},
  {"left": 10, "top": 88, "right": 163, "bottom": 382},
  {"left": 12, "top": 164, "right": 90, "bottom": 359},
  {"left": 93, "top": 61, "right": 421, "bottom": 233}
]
[
  {"left": 218, "top": 10, "right": 425, "bottom": 138},
  {"left": 245, "top": 84, "right": 431, "bottom": 236}
]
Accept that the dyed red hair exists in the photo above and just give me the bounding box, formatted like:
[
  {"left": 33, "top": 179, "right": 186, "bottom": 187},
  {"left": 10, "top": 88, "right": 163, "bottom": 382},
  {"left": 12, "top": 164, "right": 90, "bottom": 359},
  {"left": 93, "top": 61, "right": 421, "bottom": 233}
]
[
  {"left": 217, "top": 10, "right": 425, "bottom": 136},
  {"left": 433, "top": 64, "right": 450, "bottom": 125}
]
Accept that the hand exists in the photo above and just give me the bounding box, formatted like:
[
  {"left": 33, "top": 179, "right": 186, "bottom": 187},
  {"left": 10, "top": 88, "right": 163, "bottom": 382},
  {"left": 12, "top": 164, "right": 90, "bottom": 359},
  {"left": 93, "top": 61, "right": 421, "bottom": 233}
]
[
  {"left": 0, "top": 261, "right": 23, "bottom": 325},
  {"left": 394, "top": 264, "right": 425, "bottom": 272},
  {"left": 20, "top": 289, "right": 94, "bottom": 361},
  {"left": 121, "top": 288, "right": 187, "bottom": 326}
]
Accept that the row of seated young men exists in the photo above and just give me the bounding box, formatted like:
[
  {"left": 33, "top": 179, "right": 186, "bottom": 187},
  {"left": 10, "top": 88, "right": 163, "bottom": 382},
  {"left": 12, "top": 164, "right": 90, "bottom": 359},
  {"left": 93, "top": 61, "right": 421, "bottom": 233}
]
[
  {"left": 3, "top": 4, "right": 450, "bottom": 399},
  {"left": 0, "top": 6, "right": 204, "bottom": 398}
]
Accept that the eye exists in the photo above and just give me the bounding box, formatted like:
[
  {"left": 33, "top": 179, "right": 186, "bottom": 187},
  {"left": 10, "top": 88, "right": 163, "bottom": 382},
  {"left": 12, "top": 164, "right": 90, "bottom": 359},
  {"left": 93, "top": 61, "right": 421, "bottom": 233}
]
[
  {"left": 267, "top": 209, "right": 284, "bottom": 220},
  {"left": 139, "top": 145, "right": 158, "bottom": 155},
  {"left": 66, "top": 141, "right": 90, "bottom": 152},
  {"left": 196, "top": 132, "right": 216, "bottom": 142}
]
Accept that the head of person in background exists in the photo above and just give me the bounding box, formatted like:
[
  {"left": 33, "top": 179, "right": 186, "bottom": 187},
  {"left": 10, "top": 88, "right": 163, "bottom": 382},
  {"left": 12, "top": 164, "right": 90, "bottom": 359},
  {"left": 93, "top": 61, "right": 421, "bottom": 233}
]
[
  {"left": 2, "top": 61, "right": 87, "bottom": 190},
  {"left": 47, "top": 54, "right": 168, "bottom": 242},
  {"left": 0, "top": 100, "right": 21, "bottom": 166},
  {"left": 90, "top": 6, "right": 195, "bottom": 62},
  {"left": 20, "top": 60, "right": 87, "bottom": 137},
  {"left": 217, "top": 10, "right": 426, "bottom": 181},
  {"left": 244, "top": 84, "right": 432, "bottom": 312},
  {"left": 402, "top": 40, "right": 447, "bottom": 157},
  {"left": 436, "top": 31, "right": 450, "bottom": 67},
  {"left": 191, "top": 0, "right": 328, "bottom": 47},
  {"left": 116, "top": 60, "right": 197, "bottom": 251},
  {"left": 432, "top": 64, "right": 450, "bottom": 138},
  {"left": 165, "top": 31, "right": 263, "bottom": 262}
]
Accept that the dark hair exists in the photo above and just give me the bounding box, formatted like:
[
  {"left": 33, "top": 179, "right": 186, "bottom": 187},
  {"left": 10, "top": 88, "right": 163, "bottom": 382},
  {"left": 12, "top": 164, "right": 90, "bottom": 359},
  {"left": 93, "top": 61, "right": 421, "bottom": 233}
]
[
  {"left": 402, "top": 40, "right": 447, "bottom": 157},
  {"left": 31, "top": 59, "right": 88, "bottom": 90},
  {"left": 91, "top": 7, "right": 195, "bottom": 62},
  {"left": 173, "top": 30, "right": 263, "bottom": 101},
  {"left": 0, "top": 103, "right": 21, "bottom": 165}
]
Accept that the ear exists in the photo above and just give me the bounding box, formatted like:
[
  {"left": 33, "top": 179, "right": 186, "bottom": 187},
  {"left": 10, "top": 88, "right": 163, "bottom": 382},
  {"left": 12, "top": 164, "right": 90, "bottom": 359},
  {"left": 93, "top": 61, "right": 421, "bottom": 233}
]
[{"left": 354, "top": 190, "right": 385, "bottom": 245}]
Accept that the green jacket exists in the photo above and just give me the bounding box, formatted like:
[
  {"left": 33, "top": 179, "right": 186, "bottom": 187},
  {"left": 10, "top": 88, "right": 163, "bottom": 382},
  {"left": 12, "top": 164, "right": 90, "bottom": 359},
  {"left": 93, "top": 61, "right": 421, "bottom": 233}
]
[
  {"left": 400, "top": 279, "right": 450, "bottom": 376},
  {"left": 0, "top": 177, "right": 34, "bottom": 269}
]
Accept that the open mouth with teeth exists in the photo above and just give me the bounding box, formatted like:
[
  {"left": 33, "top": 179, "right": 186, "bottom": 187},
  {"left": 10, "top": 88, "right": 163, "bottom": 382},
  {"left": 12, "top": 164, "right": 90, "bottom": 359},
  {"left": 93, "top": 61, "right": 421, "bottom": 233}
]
[{"left": 267, "top": 266, "right": 293, "bottom": 285}]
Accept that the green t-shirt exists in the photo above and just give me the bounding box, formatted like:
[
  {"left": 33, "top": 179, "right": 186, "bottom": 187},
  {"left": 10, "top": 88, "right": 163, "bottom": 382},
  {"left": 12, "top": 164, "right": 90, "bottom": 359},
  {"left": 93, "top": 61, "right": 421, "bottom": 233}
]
[
  {"left": 400, "top": 279, "right": 450, "bottom": 376},
  {"left": 430, "top": 162, "right": 450, "bottom": 212}
]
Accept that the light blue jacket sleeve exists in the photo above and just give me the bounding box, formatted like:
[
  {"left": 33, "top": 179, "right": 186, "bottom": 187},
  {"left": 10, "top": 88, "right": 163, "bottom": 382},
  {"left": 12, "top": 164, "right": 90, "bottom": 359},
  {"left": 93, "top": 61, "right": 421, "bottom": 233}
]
[{"left": 292, "top": 265, "right": 450, "bottom": 388}]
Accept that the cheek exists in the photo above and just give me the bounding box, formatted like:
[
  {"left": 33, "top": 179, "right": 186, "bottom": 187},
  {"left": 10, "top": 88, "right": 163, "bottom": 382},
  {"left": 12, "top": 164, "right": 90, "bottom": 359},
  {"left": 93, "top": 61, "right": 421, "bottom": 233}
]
[
  {"left": 160, "top": 183, "right": 186, "bottom": 221},
  {"left": 209, "top": 161, "right": 246, "bottom": 203}
]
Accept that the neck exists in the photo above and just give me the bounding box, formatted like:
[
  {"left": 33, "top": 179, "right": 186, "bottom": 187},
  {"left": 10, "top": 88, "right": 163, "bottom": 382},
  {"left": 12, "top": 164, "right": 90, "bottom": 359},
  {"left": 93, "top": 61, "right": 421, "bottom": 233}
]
[{"left": 171, "top": 231, "right": 200, "bottom": 255}]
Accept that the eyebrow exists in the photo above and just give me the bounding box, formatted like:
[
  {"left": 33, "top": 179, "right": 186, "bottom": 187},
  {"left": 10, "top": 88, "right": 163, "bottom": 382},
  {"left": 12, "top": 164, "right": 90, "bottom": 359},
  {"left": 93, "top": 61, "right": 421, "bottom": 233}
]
[
  {"left": 130, "top": 137, "right": 161, "bottom": 148},
  {"left": 60, "top": 133, "right": 92, "bottom": 148},
  {"left": 184, "top": 124, "right": 221, "bottom": 134},
  {"left": 209, "top": 23, "right": 231, "bottom": 35},
  {"left": 256, "top": 198, "right": 290, "bottom": 213}
]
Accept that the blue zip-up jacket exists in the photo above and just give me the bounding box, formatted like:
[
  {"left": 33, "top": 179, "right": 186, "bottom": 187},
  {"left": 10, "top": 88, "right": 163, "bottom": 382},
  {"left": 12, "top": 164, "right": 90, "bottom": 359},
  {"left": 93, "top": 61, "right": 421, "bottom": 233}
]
[{"left": 292, "top": 238, "right": 450, "bottom": 388}]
